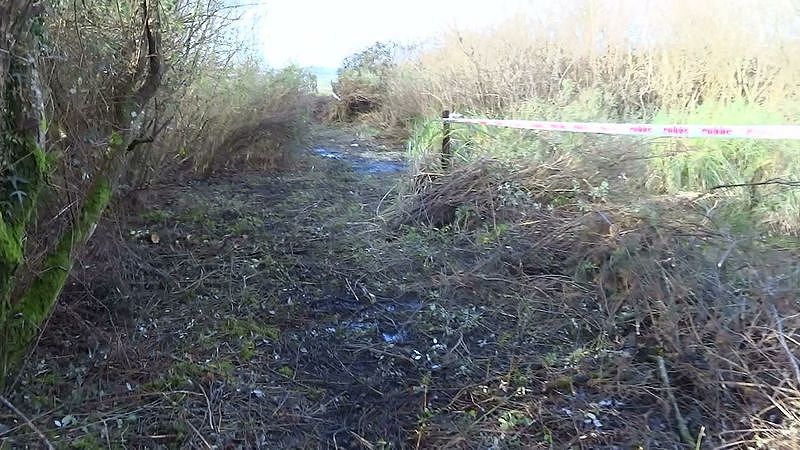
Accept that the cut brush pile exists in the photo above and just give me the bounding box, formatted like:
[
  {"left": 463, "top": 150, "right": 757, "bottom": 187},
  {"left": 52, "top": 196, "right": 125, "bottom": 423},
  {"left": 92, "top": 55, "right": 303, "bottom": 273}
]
[{"left": 384, "top": 158, "right": 800, "bottom": 448}]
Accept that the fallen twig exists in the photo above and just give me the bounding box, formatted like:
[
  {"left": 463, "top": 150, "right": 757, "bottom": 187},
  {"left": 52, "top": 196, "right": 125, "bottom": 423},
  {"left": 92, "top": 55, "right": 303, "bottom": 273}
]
[
  {"left": 710, "top": 178, "right": 800, "bottom": 190},
  {"left": 184, "top": 418, "right": 212, "bottom": 449},
  {"left": 656, "top": 356, "right": 696, "bottom": 447},
  {"left": 769, "top": 304, "right": 800, "bottom": 387},
  {"left": 0, "top": 395, "right": 55, "bottom": 450}
]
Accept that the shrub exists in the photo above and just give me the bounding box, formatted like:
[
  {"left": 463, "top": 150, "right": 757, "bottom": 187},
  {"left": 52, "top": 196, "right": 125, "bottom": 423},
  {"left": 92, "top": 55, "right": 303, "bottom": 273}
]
[
  {"left": 328, "top": 42, "right": 400, "bottom": 121},
  {"left": 375, "top": 5, "right": 800, "bottom": 445},
  {"left": 168, "top": 62, "right": 315, "bottom": 175},
  {"left": 377, "top": 0, "right": 800, "bottom": 126},
  {"left": 386, "top": 155, "right": 800, "bottom": 448},
  {"left": 123, "top": 60, "right": 315, "bottom": 186},
  {"left": 2, "top": 0, "right": 176, "bottom": 385},
  {"left": 356, "top": 1, "right": 800, "bottom": 233},
  {"left": 0, "top": 0, "right": 311, "bottom": 385}
]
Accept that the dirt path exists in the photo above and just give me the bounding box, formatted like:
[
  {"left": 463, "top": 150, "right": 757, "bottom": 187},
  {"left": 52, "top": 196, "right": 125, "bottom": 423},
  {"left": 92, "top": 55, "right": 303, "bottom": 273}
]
[
  {"left": 5, "top": 125, "right": 637, "bottom": 449},
  {"left": 4, "top": 125, "right": 439, "bottom": 448}
]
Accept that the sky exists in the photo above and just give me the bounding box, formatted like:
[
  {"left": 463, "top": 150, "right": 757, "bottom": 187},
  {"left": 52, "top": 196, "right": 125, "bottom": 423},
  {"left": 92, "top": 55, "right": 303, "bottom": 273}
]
[
  {"left": 248, "top": 0, "right": 530, "bottom": 68},
  {"left": 239, "top": 0, "right": 800, "bottom": 69}
]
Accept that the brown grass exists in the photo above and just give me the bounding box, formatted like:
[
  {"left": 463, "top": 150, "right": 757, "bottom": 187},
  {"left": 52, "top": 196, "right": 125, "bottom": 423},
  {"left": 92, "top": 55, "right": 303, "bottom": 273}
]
[
  {"left": 138, "top": 63, "right": 315, "bottom": 181},
  {"left": 351, "top": 1, "right": 800, "bottom": 137},
  {"left": 385, "top": 157, "right": 585, "bottom": 229},
  {"left": 386, "top": 157, "right": 800, "bottom": 448}
]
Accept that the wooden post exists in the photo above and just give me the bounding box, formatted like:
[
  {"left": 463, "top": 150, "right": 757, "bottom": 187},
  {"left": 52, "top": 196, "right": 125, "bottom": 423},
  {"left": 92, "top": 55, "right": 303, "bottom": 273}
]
[{"left": 441, "top": 110, "right": 451, "bottom": 170}]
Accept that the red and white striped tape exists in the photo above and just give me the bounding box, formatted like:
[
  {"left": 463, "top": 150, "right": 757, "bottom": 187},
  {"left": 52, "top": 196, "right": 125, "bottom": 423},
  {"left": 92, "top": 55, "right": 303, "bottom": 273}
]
[{"left": 443, "top": 117, "right": 800, "bottom": 140}]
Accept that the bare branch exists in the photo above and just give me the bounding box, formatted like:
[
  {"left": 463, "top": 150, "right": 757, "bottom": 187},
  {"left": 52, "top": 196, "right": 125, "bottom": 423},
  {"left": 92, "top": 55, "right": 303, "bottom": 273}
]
[
  {"left": 0, "top": 395, "right": 54, "bottom": 450},
  {"left": 710, "top": 178, "right": 800, "bottom": 190},
  {"left": 133, "top": 0, "right": 163, "bottom": 108}
]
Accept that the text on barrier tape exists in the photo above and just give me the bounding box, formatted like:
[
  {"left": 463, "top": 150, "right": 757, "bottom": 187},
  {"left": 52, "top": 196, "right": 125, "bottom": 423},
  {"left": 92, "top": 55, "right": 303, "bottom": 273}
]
[{"left": 443, "top": 117, "right": 800, "bottom": 140}]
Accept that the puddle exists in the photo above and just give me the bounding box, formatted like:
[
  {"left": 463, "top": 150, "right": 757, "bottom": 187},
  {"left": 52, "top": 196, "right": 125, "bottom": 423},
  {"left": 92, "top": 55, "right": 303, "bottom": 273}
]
[
  {"left": 352, "top": 160, "right": 405, "bottom": 174},
  {"left": 312, "top": 148, "right": 344, "bottom": 160},
  {"left": 382, "top": 330, "right": 408, "bottom": 344},
  {"left": 312, "top": 147, "right": 405, "bottom": 174},
  {"left": 385, "top": 294, "right": 422, "bottom": 312},
  {"left": 344, "top": 320, "right": 374, "bottom": 333},
  {"left": 318, "top": 293, "right": 423, "bottom": 346}
]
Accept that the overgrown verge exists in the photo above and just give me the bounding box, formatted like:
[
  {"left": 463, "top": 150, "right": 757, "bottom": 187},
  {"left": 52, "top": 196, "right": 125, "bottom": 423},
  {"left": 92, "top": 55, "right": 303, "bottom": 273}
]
[
  {"left": 0, "top": 0, "right": 314, "bottom": 389},
  {"left": 3, "top": 121, "right": 798, "bottom": 448},
  {"left": 325, "top": 42, "right": 398, "bottom": 123},
  {"left": 328, "top": 1, "right": 800, "bottom": 232},
  {"left": 384, "top": 157, "right": 800, "bottom": 448},
  {"left": 148, "top": 62, "right": 316, "bottom": 178}
]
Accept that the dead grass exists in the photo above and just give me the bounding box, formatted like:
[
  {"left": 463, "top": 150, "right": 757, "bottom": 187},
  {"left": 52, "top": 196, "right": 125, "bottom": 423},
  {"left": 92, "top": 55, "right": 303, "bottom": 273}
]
[
  {"left": 327, "top": 73, "right": 384, "bottom": 122},
  {"left": 380, "top": 1, "right": 800, "bottom": 121},
  {"left": 143, "top": 63, "right": 315, "bottom": 181},
  {"left": 385, "top": 157, "right": 588, "bottom": 229},
  {"left": 386, "top": 157, "right": 800, "bottom": 448}
]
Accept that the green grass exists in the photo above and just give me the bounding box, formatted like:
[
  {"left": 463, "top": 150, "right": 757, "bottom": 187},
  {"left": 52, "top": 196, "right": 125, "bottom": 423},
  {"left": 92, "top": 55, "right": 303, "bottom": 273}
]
[
  {"left": 406, "top": 86, "right": 622, "bottom": 170},
  {"left": 648, "top": 100, "right": 800, "bottom": 234},
  {"left": 406, "top": 93, "right": 800, "bottom": 235}
]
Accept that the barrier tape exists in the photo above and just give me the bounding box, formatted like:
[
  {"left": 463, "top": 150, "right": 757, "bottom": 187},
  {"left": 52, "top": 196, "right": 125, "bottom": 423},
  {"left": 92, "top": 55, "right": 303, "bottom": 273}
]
[{"left": 443, "top": 117, "right": 800, "bottom": 140}]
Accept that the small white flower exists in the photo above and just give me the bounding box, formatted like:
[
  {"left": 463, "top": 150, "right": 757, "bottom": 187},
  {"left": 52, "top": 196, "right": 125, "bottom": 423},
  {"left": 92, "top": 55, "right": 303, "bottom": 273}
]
[{"left": 499, "top": 379, "right": 509, "bottom": 392}]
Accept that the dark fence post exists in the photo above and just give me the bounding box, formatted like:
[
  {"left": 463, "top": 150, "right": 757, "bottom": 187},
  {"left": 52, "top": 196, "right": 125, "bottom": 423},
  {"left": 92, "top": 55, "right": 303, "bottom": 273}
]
[{"left": 441, "top": 110, "right": 451, "bottom": 170}]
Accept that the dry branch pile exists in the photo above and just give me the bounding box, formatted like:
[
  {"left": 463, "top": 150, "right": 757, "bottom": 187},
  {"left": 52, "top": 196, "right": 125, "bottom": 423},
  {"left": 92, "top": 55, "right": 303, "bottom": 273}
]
[{"left": 386, "top": 158, "right": 800, "bottom": 447}]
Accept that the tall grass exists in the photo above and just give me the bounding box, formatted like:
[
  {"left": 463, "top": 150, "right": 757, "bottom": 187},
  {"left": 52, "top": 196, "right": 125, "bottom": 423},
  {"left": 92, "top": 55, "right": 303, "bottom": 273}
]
[
  {"left": 147, "top": 61, "right": 315, "bottom": 179},
  {"left": 648, "top": 101, "right": 800, "bottom": 232},
  {"left": 331, "top": 3, "right": 800, "bottom": 447},
  {"left": 379, "top": 0, "right": 800, "bottom": 119},
  {"left": 344, "top": 0, "right": 800, "bottom": 233}
]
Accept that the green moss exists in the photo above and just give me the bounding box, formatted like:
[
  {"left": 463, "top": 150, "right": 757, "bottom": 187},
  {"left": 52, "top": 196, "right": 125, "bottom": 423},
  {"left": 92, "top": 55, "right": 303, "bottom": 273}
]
[
  {"left": 240, "top": 340, "right": 256, "bottom": 361},
  {"left": 0, "top": 135, "right": 49, "bottom": 384},
  {"left": 147, "top": 358, "right": 236, "bottom": 390},
  {"left": 1, "top": 175, "right": 111, "bottom": 385},
  {"left": 305, "top": 386, "right": 326, "bottom": 401},
  {"left": 0, "top": 217, "right": 24, "bottom": 291},
  {"left": 223, "top": 317, "right": 280, "bottom": 340},
  {"left": 278, "top": 365, "right": 294, "bottom": 378},
  {"left": 0, "top": 139, "right": 47, "bottom": 300},
  {"left": 69, "top": 433, "right": 105, "bottom": 450},
  {"left": 230, "top": 216, "right": 264, "bottom": 235},
  {"left": 141, "top": 209, "right": 170, "bottom": 223},
  {"left": 179, "top": 207, "right": 212, "bottom": 227},
  {"left": 497, "top": 332, "right": 514, "bottom": 346},
  {"left": 1, "top": 51, "right": 50, "bottom": 302},
  {"left": 38, "top": 371, "right": 59, "bottom": 386}
]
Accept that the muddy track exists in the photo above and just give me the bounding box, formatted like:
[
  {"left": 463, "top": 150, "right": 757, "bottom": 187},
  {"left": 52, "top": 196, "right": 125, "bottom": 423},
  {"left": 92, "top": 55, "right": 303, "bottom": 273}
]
[
  {"left": 5, "top": 125, "right": 639, "bottom": 449},
  {"left": 5, "top": 126, "right": 445, "bottom": 448}
]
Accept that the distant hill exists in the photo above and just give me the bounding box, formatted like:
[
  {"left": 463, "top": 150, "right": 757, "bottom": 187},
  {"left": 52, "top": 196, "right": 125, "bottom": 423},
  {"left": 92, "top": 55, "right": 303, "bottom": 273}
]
[{"left": 308, "top": 66, "right": 337, "bottom": 95}]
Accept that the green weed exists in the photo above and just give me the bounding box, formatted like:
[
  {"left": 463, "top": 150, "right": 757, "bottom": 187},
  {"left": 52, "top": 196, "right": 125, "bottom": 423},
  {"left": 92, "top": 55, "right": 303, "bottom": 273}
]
[
  {"left": 648, "top": 100, "right": 800, "bottom": 233},
  {"left": 223, "top": 317, "right": 280, "bottom": 341},
  {"left": 277, "top": 365, "right": 294, "bottom": 378},
  {"left": 498, "top": 410, "right": 533, "bottom": 431},
  {"left": 141, "top": 209, "right": 170, "bottom": 223}
]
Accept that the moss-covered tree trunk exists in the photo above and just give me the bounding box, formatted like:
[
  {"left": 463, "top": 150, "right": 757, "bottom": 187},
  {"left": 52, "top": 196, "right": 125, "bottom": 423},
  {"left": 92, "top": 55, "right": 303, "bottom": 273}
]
[
  {"left": 0, "top": 0, "right": 50, "bottom": 388},
  {"left": 0, "top": 0, "right": 163, "bottom": 388}
]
